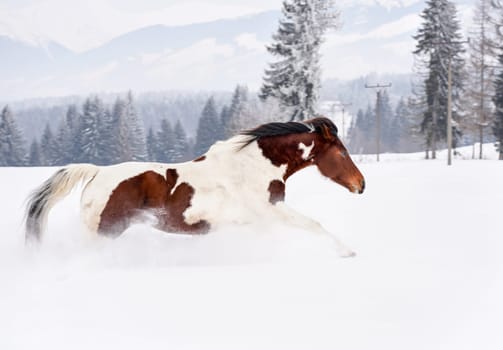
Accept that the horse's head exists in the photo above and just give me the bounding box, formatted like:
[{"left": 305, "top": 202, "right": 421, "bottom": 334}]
[
  {"left": 310, "top": 118, "right": 365, "bottom": 194},
  {"left": 241, "top": 117, "right": 365, "bottom": 194}
]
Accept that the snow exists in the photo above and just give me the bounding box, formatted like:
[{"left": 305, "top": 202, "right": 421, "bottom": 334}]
[{"left": 0, "top": 144, "right": 502, "bottom": 349}]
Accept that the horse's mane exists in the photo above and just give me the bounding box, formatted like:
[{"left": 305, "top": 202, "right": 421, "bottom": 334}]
[{"left": 239, "top": 117, "right": 338, "bottom": 148}]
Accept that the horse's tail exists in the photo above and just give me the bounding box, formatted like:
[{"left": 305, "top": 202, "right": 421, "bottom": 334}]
[{"left": 24, "top": 164, "right": 99, "bottom": 244}]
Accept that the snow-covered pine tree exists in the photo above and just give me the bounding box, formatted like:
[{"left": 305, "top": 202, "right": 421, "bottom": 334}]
[
  {"left": 173, "top": 120, "right": 190, "bottom": 162},
  {"left": 348, "top": 104, "right": 375, "bottom": 154},
  {"left": 223, "top": 85, "right": 249, "bottom": 138},
  {"left": 393, "top": 97, "right": 414, "bottom": 152},
  {"left": 413, "top": 0, "right": 465, "bottom": 159},
  {"left": 125, "top": 91, "right": 147, "bottom": 161},
  {"left": 96, "top": 107, "right": 115, "bottom": 165},
  {"left": 465, "top": 0, "right": 497, "bottom": 159},
  {"left": 40, "top": 123, "right": 59, "bottom": 166},
  {"left": 0, "top": 105, "right": 26, "bottom": 166},
  {"left": 378, "top": 90, "right": 395, "bottom": 152},
  {"left": 78, "top": 96, "right": 104, "bottom": 164},
  {"left": 219, "top": 105, "right": 230, "bottom": 140},
  {"left": 28, "top": 139, "right": 42, "bottom": 166},
  {"left": 54, "top": 122, "right": 68, "bottom": 166},
  {"left": 55, "top": 104, "right": 79, "bottom": 165},
  {"left": 194, "top": 97, "right": 221, "bottom": 157},
  {"left": 146, "top": 127, "right": 157, "bottom": 162},
  {"left": 110, "top": 97, "right": 132, "bottom": 163},
  {"left": 260, "top": 0, "right": 339, "bottom": 121},
  {"left": 493, "top": 52, "right": 503, "bottom": 160},
  {"left": 155, "top": 118, "right": 176, "bottom": 163}
]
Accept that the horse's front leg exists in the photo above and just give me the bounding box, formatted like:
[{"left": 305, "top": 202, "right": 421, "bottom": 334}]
[{"left": 270, "top": 203, "right": 356, "bottom": 258}]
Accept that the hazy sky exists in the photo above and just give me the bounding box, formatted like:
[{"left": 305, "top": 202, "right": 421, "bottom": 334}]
[
  {"left": 0, "top": 0, "right": 284, "bottom": 51},
  {"left": 0, "top": 0, "right": 428, "bottom": 52}
]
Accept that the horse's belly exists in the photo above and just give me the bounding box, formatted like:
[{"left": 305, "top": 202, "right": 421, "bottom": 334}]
[{"left": 184, "top": 186, "right": 270, "bottom": 227}]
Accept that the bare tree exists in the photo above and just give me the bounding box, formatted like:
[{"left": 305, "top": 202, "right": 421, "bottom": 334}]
[{"left": 465, "top": 0, "right": 498, "bottom": 159}]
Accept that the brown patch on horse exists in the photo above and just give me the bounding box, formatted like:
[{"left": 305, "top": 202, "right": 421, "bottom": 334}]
[
  {"left": 98, "top": 169, "right": 209, "bottom": 237},
  {"left": 268, "top": 180, "right": 285, "bottom": 204},
  {"left": 193, "top": 155, "right": 206, "bottom": 162}
]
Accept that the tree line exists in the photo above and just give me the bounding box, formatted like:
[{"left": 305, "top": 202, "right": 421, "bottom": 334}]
[
  {"left": 348, "top": 93, "right": 419, "bottom": 154},
  {"left": 0, "top": 85, "right": 263, "bottom": 166},
  {"left": 1, "top": 91, "right": 149, "bottom": 166}
]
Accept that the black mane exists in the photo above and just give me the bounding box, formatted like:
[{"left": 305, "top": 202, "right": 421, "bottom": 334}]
[{"left": 240, "top": 117, "right": 338, "bottom": 148}]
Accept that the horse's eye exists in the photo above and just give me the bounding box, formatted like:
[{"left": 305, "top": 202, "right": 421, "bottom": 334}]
[{"left": 339, "top": 151, "right": 347, "bottom": 158}]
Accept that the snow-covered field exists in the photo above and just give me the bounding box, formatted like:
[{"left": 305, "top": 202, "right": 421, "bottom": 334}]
[{"left": 1, "top": 145, "right": 501, "bottom": 350}]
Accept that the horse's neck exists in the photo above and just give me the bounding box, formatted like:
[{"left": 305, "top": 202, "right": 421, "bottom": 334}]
[{"left": 255, "top": 133, "right": 318, "bottom": 181}]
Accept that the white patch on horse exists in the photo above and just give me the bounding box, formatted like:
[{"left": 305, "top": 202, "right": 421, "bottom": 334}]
[
  {"left": 298, "top": 141, "right": 314, "bottom": 160},
  {"left": 175, "top": 136, "right": 287, "bottom": 227}
]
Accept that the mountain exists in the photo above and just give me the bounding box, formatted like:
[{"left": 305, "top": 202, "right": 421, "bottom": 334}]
[{"left": 0, "top": 1, "right": 475, "bottom": 101}]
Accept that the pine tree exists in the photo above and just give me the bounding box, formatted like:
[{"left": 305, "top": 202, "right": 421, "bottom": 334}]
[
  {"left": 348, "top": 104, "right": 375, "bottom": 154},
  {"left": 173, "top": 120, "right": 190, "bottom": 162},
  {"left": 393, "top": 97, "right": 414, "bottom": 152},
  {"left": 55, "top": 117, "right": 71, "bottom": 165},
  {"left": 55, "top": 104, "right": 79, "bottom": 165},
  {"left": 378, "top": 90, "right": 395, "bottom": 152},
  {"left": 465, "top": 0, "right": 497, "bottom": 158},
  {"left": 125, "top": 91, "right": 147, "bottom": 161},
  {"left": 40, "top": 123, "right": 59, "bottom": 166},
  {"left": 156, "top": 118, "right": 175, "bottom": 163},
  {"left": 493, "top": 53, "right": 503, "bottom": 160},
  {"left": 194, "top": 97, "right": 221, "bottom": 156},
  {"left": 28, "top": 139, "right": 42, "bottom": 166},
  {"left": 110, "top": 97, "right": 132, "bottom": 163},
  {"left": 413, "top": 0, "right": 465, "bottom": 159},
  {"left": 0, "top": 105, "right": 26, "bottom": 166},
  {"left": 78, "top": 96, "right": 103, "bottom": 164},
  {"left": 97, "top": 108, "right": 115, "bottom": 165},
  {"left": 260, "top": 0, "right": 339, "bottom": 121},
  {"left": 218, "top": 105, "right": 230, "bottom": 140},
  {"left": 146, "top": 127, "right": 157, "bottom": 162},
  {"left": 224, "top": 85, "right": 248, "bottom": 138}
]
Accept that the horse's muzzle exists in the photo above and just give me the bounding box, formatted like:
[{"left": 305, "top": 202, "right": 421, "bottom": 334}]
[
  {"left": 350, "top": 178, "right": 365, "bottom": 194},
  {"left": 358, "top": 179, "right": 365, "bottom": 194}
]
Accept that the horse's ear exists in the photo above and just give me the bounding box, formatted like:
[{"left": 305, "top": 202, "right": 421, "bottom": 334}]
[{"left": 320, "top": 124, "right": 336, "bottom": 142}]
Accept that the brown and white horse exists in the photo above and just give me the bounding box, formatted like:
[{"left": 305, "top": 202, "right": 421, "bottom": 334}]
[{"left": 25, "top": 117, "right": 365, "bottom": 257}]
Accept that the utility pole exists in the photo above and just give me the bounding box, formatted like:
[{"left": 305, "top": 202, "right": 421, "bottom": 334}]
[{"left": 365, "top": 83, "right": 392, "bottom": 162}]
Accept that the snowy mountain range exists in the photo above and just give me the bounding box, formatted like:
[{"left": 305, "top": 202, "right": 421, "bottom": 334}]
[{"left": 1, "top": 0, "right": 475, "bottom": 101}]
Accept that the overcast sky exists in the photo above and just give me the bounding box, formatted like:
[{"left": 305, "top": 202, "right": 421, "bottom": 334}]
[{"left": 0, "top": 0, "right": 428, "bottom": 52}]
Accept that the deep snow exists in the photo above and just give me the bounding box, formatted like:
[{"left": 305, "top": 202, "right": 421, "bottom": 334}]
[{"left": 0, "top": 145, "right": 501, "bottom": 350}]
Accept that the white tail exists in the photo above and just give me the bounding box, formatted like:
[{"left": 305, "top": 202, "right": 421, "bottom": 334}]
[{"left": 25, "top": 164, "right": 99, "bottom": 243}]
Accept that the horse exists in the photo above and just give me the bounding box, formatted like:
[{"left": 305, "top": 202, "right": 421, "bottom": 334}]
[{"left": 25, "top": 117, "right": 365, "bottom": 257}]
